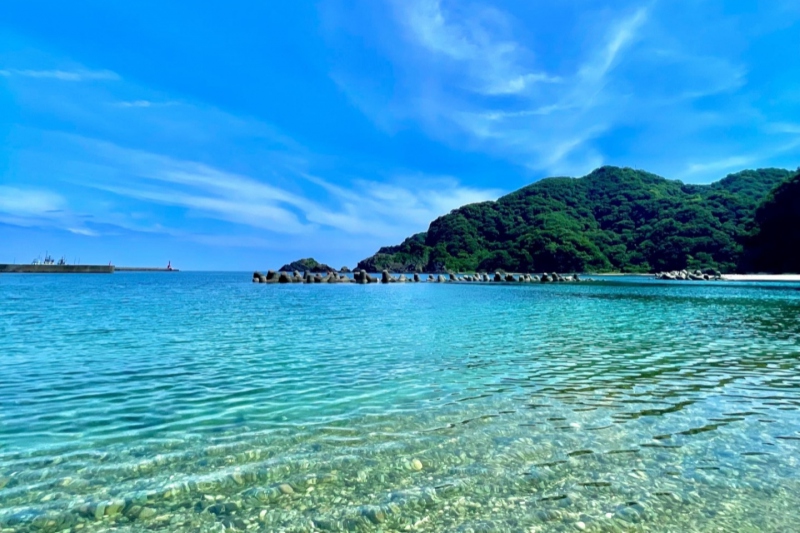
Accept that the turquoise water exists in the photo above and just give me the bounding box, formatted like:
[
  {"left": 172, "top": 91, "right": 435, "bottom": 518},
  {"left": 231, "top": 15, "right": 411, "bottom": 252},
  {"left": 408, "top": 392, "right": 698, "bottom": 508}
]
[{"left": 2, "top": 273, "right": 800, "bottom": 532}]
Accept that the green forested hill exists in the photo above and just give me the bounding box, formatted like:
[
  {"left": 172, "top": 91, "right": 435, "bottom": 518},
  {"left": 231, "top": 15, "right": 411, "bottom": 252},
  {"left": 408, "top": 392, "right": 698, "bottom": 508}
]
[
  {"left": 357, "top": 166, "right": 795, "bottom": 273},
  {"left": 740, "top": 171, "right": 800, "bottom": 273}
]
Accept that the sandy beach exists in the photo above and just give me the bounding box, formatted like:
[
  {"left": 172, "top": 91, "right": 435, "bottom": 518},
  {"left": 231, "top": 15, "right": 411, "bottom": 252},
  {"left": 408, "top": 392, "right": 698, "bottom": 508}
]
[{"left": 722, "top": 274, "right": 800, "bottom": 282}]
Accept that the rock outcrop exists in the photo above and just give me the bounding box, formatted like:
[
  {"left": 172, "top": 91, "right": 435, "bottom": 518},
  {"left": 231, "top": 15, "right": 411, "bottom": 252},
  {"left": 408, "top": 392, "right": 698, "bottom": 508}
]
[
  {"left": 278, "top": 258, "right": 335, "bottom": 274},
  {"left": 655, "top": 269, "right": 722, "bottom": 281}
]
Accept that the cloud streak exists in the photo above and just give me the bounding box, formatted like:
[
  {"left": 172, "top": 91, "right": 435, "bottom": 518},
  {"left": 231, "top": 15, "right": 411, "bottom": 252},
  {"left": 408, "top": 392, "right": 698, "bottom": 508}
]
[
  {"left": 370, "top": 2, "right": 661, "bottom": 175},
  {"left": 0, "top": 187, "right": 97, "bottom": 235},
  {"left": 0, "top": 68, "right": 119, "bottom": 81},
  {"left": 0, "top": 187, "right": 65, "bottom": 216},
  {"left": 394, "top": 2, "right": 656, "bottom": 173},
  {"left": 326, "top": 0, "right": 789, "bottom": 181},
  {"left": 579, "top": 8, "right": 648, "bottom": 83},
  {"left": 394, "top": 0, "right": 559, "bottom": 96},
  {"left": 40, "top": 136, "right": 503, "bottom": 245},
  {"left": 0, "top": 50, "right": 503, "bottom": 252},
  {"left": 682, "top": 137, "right": 800, "bottom": 178}
]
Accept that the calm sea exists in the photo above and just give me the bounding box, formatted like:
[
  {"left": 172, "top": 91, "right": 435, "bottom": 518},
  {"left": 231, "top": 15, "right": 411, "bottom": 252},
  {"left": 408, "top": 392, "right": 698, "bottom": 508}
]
[{"left": 1, "top": 272, "right": 800, "bottom": 532}]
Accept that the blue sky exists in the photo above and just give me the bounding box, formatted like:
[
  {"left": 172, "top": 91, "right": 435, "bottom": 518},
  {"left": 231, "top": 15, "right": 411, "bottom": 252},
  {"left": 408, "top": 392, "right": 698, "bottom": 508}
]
[{"left": 1, "top": 1, "right": 799, "bottom": 269}]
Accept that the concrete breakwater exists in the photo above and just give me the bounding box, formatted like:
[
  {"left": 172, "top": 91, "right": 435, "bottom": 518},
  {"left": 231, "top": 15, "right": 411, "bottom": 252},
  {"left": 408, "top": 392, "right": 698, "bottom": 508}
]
[
  {"left": 116, "top": 267, "right": 179, "bottom": 272},
  {"left": 253, "top": 269, "right": 586, "bottom": 284},
  {"left": 0, "top": 264, "right": 114, "bottom": 274}
]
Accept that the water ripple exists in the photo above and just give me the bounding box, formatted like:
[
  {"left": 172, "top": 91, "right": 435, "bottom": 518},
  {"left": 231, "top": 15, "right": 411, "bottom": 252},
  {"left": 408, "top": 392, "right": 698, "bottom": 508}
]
[{"left": 1, "top": 273, "right": 800, "bottom": 531}]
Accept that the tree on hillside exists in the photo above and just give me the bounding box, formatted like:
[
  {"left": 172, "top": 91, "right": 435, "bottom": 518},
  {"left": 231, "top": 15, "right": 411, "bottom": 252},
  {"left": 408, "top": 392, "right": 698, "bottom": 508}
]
[
  {"left": 740, "top": 171, "right": 800, "bottom": 273},
  {"left": 356, "top": 166, "right": 796, "bottom": 273}
]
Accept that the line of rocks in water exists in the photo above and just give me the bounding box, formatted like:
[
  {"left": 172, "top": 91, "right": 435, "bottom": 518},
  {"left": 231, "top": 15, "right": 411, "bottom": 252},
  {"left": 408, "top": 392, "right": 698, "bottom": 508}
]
[
  {"left": 252, "top": 270, "right": 589, "bottom": 284},
  {"left": 654, "top": 269, "right": 723, "bottom": 281},
  {"left": 252, "top": 270, "right": 354, "bottom": 284}
]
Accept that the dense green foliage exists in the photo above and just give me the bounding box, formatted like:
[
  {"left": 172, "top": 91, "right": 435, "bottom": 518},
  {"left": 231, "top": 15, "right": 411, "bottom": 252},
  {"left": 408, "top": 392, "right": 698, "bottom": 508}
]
[
  {"left": 357, "top": 166, "right": 795, "bottom": 273},
  {"left": 740, "top": 171, "right": 800, "bottom": 273},
  {"left": 278, "top": 257, "right": 335, "bottom": 273}
]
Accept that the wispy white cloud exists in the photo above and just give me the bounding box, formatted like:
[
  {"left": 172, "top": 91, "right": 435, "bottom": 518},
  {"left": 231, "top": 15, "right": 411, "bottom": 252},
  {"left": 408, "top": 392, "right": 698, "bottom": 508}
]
[
  {"left": 301, "top": 171, "right": 503, "bottom": 231},
  {"left": 66, "top": 227, "right": 100, "bottom": 236},
  {"left": 682, "top": 137, "right": 800, "bottom": 178},
  {"left": 113, "top": 100, "right": 177, "bottom": 108},
  {"left": 768, "top": 122, "right": 800, "bottom": 135},
  {"left": 331, "top": 1, "right": 775, "bottom": 179},
  {"left": 381, "top": 2, "right": 656, "bottom": 174},
  {"left": 485, "top": 73, "right": 562, "bottom": 95},
  {"left": 684, "top": 156, "right": 756, "bottom": 176},
  {"left": 0, "top": 68, "right": 119, "bottom": 81},
  {"left": 579, "top": 8, "right": 648, "bottom": 83},
  {"left": 393, "top": 0, "right": 558, "bottom": 96},
  {"left": 0, "top": 187, "right": 65, "bottom": 216},
  {"left": 0, "top": 49, "right": 501, "bottom": 251},
  {"left": 115, "top": 100, "right": 153, "bottom": 108},
  {"left": 51, "top": 136, "right": 502, "bottom": 243},
  {"left": 0, "top": 186, "right": 99, "bottom": 234}
]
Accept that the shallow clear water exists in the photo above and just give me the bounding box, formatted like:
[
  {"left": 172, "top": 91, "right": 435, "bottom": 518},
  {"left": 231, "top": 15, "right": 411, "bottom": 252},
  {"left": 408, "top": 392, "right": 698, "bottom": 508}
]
[{"left": 2, "top": 273, "right": 800, "bottom": 532}]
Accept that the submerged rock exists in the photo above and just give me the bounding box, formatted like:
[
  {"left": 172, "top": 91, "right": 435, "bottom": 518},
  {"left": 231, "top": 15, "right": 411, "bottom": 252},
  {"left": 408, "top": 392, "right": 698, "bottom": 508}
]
[
  {"left": 138, "top": 507, "right": 157, "bottom": 520},
  {"left": 360, "top": 506, "right": 387, "bottom": 525}
]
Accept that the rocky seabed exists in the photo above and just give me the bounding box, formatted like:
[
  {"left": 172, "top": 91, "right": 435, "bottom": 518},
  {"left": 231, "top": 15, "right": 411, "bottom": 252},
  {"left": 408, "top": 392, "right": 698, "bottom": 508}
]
[
  {"left": 2, "top": 397, "right": 797, "bottom": 533},
  {"left": 253, "top": 270, "right": 590, "bottom": 284}
]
